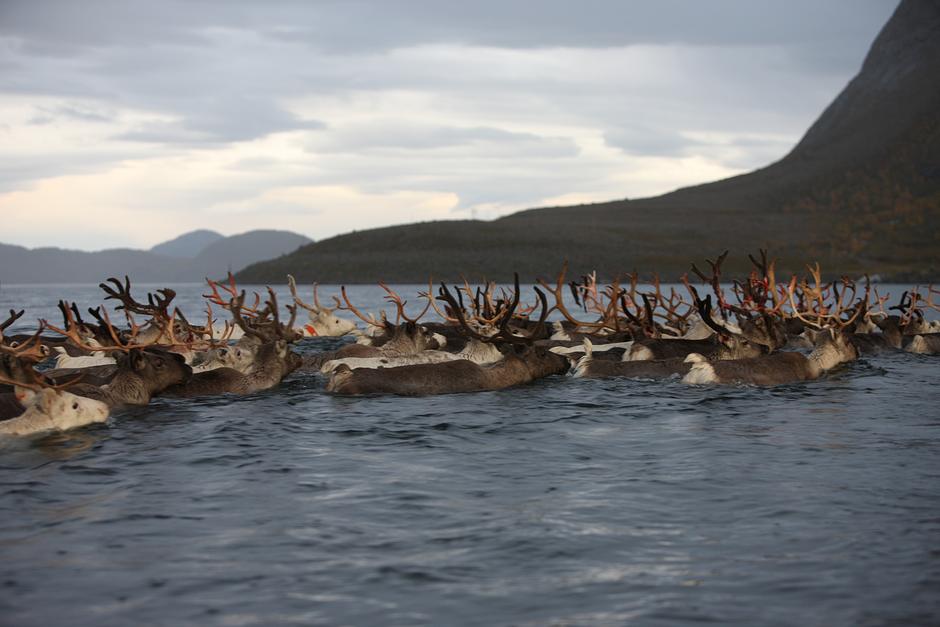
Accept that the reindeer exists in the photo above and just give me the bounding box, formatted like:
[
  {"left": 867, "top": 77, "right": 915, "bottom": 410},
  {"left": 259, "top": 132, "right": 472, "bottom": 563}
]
[
  {"left": 624, "top": 295, "right": 766, "bottom": 361},
  {"left": 160, "top": 289, "right": 301, "bottom": 398},
  {"left": 305, "top": 284, "right": 445, "bottom": 372},
  {"left": 287, "top": 275, "right": 357, "bottom": 337},
  {"left": 43, "top": 304, "right": 192, "bottom": 409},
  {"left": 682, "top": 274, "right": 861, "bottom": 386},
  {"left": 327, "top": 278, "right": 567, "bottom": 395},
  {"left": 1, "top": 384, "right": 109, "bottom": 436},
  {"left": 0, "top": 330, "right": 110, "bottom": 434},
  {"left": 571, "top": 338, "right": 692, "bottom": 380}
]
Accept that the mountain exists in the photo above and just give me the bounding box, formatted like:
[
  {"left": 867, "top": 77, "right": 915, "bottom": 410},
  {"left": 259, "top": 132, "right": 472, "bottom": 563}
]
[
  {"left": 238, "top": 0, "right": 940, "bottom": 284},
  {"left": 0, "top": 243, "right": 188, "bottom": 284},
  {"left": 150, "top": 230, "right": 224, "bottom": 258},
  {"left": 0, "top": 230, "right": 312, "bottom": 284},
  {"left": 188, "top": 230, "right": 312, "bottom": 278}
]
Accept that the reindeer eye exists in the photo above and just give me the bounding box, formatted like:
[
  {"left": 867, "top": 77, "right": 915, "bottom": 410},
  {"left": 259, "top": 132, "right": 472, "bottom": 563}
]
[{"left": 72, "top": 402, "right": 78, "bottom": 410}]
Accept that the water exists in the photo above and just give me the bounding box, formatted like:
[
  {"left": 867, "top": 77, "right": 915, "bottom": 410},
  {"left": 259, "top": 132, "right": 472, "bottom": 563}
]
[{"left": 1, "top": 284, "right": 939, "bottom": 626}]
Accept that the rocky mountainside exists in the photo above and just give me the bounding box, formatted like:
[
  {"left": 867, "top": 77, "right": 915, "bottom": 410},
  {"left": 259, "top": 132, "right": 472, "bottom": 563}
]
[{"left": 238, "top": 0, "right": 939, "bottom": 283}]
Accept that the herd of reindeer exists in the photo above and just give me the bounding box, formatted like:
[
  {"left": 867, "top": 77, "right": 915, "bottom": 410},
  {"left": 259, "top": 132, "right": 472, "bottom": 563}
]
[{"left": 0, "top": 251, "right": 938, "bottom": 437}]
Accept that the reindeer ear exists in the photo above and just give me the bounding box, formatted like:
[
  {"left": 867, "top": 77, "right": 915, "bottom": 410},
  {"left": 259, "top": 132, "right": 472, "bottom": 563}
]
[{"left": 130, "top": 349, "right": 147, "bottom": 372}]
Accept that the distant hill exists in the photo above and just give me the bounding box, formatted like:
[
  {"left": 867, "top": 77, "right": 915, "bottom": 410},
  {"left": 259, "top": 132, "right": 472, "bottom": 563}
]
[
  {"left": 188, "top": 230, "right": 312, "bottom": 278},
  {"left": 0, "top": 229, "right": 312, "bottom": 284},
  {"left": 238, "top": 0, "right": 940, "bottom": 284},
  {"left": 0, "top": 243, "right": 188, "bottom": 284},
  {"left": 150, "top": 229, "right": 224, "bottom": 258}
]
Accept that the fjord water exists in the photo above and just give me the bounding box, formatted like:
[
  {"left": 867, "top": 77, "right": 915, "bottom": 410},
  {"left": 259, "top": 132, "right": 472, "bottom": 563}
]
[{"left": 1, "top": 284, "right": 938, "bottom": 626}]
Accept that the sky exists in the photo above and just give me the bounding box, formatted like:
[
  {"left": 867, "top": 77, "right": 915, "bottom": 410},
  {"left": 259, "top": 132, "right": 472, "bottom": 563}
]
[{"left": 0, "top": 0, "right": 898, "bottom": 251}]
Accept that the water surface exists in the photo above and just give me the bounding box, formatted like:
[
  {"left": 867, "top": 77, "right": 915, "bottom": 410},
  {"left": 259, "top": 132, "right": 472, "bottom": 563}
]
[{"left": 1, "top": 284, "right": 938, "bottom": 626}]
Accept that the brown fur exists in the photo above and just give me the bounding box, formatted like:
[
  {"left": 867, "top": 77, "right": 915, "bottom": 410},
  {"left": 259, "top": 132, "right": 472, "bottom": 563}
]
[
  {"left": 327, "top": 347, "right": 568, "bottom": 396},
  {"left": 160, "top": 340, "right": 299, "bottom": 398},
  {"left": 70, "top": 348, "right": 192, "bottom": 408}
]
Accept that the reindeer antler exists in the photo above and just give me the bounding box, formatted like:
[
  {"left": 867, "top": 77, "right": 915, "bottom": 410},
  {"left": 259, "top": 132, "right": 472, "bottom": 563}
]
[{"left": 379, "top": 282, "right": 432, "bottom": 325}]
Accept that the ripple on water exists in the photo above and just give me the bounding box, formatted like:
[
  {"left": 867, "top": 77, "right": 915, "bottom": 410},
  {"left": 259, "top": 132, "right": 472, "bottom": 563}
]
[{"left": 1, "top": 286, "right": 939, "bottom": 625}]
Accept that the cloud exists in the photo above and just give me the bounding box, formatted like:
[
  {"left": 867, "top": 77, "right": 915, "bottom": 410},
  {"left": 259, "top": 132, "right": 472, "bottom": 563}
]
[
  {"left": 0, "top": 0, "right": 899, "bottom": 250},
  {"left": 310, "top": 120, "right": 579, "bottom": 158},
  {"left": 116, "top": 99, "right": 325, "bottom": 146}
]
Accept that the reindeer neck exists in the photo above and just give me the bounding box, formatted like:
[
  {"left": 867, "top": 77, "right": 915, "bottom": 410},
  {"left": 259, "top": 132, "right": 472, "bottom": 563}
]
[
  {"left": 103, "top": 371, "right": 152, "bottom": 405},
  {"left": 807, "top": 341, "right": 846, "bottom": 374}
]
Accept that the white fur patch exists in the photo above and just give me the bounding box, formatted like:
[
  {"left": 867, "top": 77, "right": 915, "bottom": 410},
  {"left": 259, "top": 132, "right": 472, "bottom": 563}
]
[
  {"left": 625, "top": 345, "right": 654, "bottom": 361},
  {"left": 906, "top": 335, "right": 928, "bottom": 354},
  {"left": 551, "top": 340, "right": 632, "bottom": 356},
  {"left": 682, "top": 356, "right": 717, "bottom": 385},
  {"left": 54, "top": 347, "right": 115, "bottom": 369},
  {"left": 0, "top": 389, "right": 109, "bottom": 436},
  {"left": 549, "top": 321, "right": 572, "bottom": 341}
]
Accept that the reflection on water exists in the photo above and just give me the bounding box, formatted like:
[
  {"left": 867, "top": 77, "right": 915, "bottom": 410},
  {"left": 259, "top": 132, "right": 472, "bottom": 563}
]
[{"left": 0, "top": 284, "right": 938, "bottom": 626}]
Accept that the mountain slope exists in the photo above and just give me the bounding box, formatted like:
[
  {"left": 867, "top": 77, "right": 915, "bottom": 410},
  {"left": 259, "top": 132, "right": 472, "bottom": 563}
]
[
  {"left": 188, "top": 230, "right": 312, "bottom": 278},
  {"left": 150, "top": 230, "right": 224, "bottom": 258},
  {"left": 238, "top": 0, "right": 939, "bottom": 283}
]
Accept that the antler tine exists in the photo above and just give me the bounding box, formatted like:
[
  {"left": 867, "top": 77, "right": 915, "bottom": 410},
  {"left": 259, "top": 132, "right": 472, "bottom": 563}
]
[
  {"left": 497, "top": 284, "right": 550, "bottom": 345},
  {"left": 56, "top": 300, "right": 73, "bottom": 334},
  {"left": 691, "top": 250, "right": 729, "bottom": 319},
  {"left": 437, "top": 282, "right": 496, "bottom": 343},
  {"left": 0, "top": 309, "right": 25, "bottom": 337},
  {"left": 227, "top": 291, "right": 268, "bottom": 341},
  {"left": 263, "top": 286, "right": 299, "bottom": 341},
  {"left": 834, "top": 277, "right": 857, "bottom": 319},
  {"left": 204, "top": 276, "right": 235, "bottom": 307},
  {"left": 3, "top": 322, "right": 49, "bottom": 363},
  {"left": 872, "top": 287, "right": 890, "bottom": 314},
  {"left": 312, "top": 284, "right": 324, "bottom": 312},
  {"left": 568, "top": 281, "right": 584, "bottom": 310},
  {"left": 0, "top": 371, "right": 43, "bottom": 392},
  {"left": 925, "top": 285, "right": 940, "bottom": 312},
  {"left": 99, "top": 275, "right": 153, "bottom": 317},
  {"left": 786, "top": 275, "right": 817, "bottom": 328},
  {"left": 378, "top": 282, "right": 404, "bottom": 324},
  {"left": 335, "top": 286, "right": 384, "bottom": 328},
  {"left": 147, "top": 288, "right": 176, "bottom": 317},
  {"left": 785, "top": 275, "right": 849, "bottom": 330},
  {"left": 423, "top": 277, "right": 460, "bottom": 323},
  {"left": 99, "top": 307, "right": 137, "bottom": 349},
  {"left": 47, "top": 303, "right": 157, "bottom": 353},
  {"left": 696, "top": 294, "right": 732, "bottom": 338},
  {"left": 803, "top": 262, "right": 828, "bottom": 316},
  {"left": 205, "top": 274, "right": 262, "bottom": 317},
  {"left": 486, "top": 274, "right": 521, "bottom": 341},
  {"left": 406, "top": 291, "right": 432, "bottom": 324},
  {"left": 537, "top": 261, "right": 604, "bottom": 330},
  {"left": 284, "top": 302, "right": 299, "bottom": 338},
  {"left": 264, "top": 287, "right": 282, "bottom": 327},
  {"left": 287, "top": 274, "right": 317, "bottom": 314}
]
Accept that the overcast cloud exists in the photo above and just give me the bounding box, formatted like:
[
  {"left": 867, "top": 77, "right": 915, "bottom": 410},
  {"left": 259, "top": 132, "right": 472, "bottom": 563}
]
[{"left": 0, "top": 0, "right": 897, "bottom": 250}]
